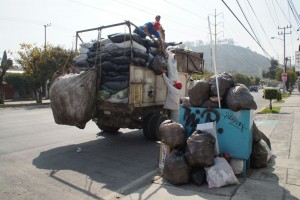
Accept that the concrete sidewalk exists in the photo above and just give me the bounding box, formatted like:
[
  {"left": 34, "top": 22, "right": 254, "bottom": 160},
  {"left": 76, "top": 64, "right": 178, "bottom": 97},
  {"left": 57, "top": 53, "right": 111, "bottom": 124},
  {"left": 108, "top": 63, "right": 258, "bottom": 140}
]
[
  {"left": 1, "top": 99, "right": 50, "bottom": 107},
  {"left": 120, "top": 90, "right": 300, "bottom": 200}
]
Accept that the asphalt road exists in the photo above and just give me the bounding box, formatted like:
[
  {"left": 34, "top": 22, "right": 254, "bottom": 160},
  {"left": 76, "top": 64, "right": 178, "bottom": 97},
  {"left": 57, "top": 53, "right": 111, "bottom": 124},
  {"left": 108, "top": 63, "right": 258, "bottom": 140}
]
[
  {"left": 0, "top": 91, "right": 268, "bottom": 200},
  {"left": 0, "top": 106, "right": 159, "bottom": 200}
]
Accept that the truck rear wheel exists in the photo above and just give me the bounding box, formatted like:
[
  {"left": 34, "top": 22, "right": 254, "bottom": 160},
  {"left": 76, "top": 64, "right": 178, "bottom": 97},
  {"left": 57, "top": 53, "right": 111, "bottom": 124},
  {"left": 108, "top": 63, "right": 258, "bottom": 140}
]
[
  {"left": 143, "top": 113, "right": 168, "bottom": 141},
  {"left": 97, "top": 124, "right": 120, "bottom": 134}
]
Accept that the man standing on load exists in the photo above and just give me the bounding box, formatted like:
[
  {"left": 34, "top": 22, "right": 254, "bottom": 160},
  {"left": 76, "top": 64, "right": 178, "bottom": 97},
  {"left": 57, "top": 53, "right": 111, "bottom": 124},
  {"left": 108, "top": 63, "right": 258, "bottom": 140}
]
[{"left": 133, "top": 21, "right": 165, "bottom": 56}]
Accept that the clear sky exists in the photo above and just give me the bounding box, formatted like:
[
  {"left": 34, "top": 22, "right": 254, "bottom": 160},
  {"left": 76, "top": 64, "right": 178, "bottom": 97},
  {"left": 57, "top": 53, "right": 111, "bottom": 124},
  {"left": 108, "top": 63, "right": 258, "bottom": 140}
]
[{"left": 1, "top": 0, "right": 300, "bottom": 66}]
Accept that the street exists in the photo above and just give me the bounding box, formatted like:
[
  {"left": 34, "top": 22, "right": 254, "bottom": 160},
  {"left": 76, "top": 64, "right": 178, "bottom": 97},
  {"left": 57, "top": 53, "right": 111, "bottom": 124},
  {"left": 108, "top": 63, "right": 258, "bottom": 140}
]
[
  {"left": 0, "top": 106, "right": 159, "bottom": 200},
  {"left": 0, "top": 92, "right": 268, "bottom": 200}
]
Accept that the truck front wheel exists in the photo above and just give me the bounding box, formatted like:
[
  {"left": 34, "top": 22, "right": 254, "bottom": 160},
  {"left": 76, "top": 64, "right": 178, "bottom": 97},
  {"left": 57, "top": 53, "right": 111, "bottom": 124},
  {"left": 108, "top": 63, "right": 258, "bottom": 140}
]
[
  {"left": 97, "top": 124, "right": 120, "bottom": 134},
  {"left": 143, "top": 113, "right": 168, "bottom": 141}
]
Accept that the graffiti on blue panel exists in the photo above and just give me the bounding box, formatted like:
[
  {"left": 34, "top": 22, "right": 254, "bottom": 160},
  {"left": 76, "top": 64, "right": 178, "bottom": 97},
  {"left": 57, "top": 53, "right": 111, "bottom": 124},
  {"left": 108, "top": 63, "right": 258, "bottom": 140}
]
[
  {"left": 182, "top": 107, "right": 248, "bottom": 134},
  {"left": 182, "top": 107, "right": 222, "bottom": 134},
  {"left": 222, "top": 111, "right": 247, "bottom": 132}
]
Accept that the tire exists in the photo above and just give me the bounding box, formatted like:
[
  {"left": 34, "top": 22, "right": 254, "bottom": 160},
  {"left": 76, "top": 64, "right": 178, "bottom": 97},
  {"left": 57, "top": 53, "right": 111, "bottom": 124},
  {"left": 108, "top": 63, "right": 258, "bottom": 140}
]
[
  {"left": 142, "top": 114, "right": 153, "bottom": 140},
  {"left": 143, "top": 113, "right": 168, "bottom": 141},
  {"left": 96, "top": 123, "right": 120, "bottom": 134}
]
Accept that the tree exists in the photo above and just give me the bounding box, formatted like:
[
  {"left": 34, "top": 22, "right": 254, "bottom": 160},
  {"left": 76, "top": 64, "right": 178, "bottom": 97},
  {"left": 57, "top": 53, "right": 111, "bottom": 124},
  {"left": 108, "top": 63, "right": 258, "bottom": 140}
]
[
  {"left": 267, "top": 58, "right": 279, "bottom": 79},
  {"left": 16, "top": 43, "right": 75, "bottom": 103},
  {"left": 275, "top": 67, "right": 297, "bottom": 91},
  {"left": 232, "top": 73, "right": 251, "bottom": 87},
  {"left": 0, "top": 51, "right": 13, "bottom": 104}
]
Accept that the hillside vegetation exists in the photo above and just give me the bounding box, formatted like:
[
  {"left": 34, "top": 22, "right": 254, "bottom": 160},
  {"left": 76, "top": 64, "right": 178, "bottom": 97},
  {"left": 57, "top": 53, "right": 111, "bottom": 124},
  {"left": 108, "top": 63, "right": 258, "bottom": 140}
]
[{"left": 185, "top": 42, "right": 270, "bottom": 77}]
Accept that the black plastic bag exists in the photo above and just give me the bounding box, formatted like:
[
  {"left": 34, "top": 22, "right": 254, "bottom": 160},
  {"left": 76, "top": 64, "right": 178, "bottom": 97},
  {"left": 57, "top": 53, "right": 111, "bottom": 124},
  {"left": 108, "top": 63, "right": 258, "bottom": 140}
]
[
  {"left": 163, "top": 150, "right": 190, "bottom": 185},
  {"left": 188, "top": 79, "right": 210, "bottom": 106},
  {"left": 159, "top": 120, "right": 186, "bottom": 149},
  {"left": 186, "top": 130, "right": 215, "bottom": 167},
  {"left": 191, "top": 167, "right": 206, "bottom": 186},
  {"left": 149, "top": 54, "right": 167, "bottom": 75},
  {"left": 253, "top": 122, "right": 271, "bottom": 150},
  {"left": 226, "top": 84, "right": 257, "bottom": 111},
  {"left": 250, "top": 141, "right": 268, "bottom": 168},
  {"left": 210, "top": 72, "right": 234, "bottom": 97}
]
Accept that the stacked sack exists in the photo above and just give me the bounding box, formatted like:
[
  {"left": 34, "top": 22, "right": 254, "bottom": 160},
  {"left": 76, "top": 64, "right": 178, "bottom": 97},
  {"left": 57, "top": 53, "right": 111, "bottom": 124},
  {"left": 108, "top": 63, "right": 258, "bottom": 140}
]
[
  {"left": 159, "top": 120, "right": 240, "bottom": 188},
  {"left": 182, "top": 72, "right": 257, "bottom": 111},
  {"left": 72, "top": 32, "right": 170, "bottom": 103}
]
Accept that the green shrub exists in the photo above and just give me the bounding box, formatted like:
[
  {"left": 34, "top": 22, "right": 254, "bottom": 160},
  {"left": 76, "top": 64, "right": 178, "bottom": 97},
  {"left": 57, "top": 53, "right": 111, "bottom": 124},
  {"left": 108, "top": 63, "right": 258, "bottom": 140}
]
[
  {"left": 264, "top": 88, "right": 278, "bottom": 110},
  {"left": 277, "top": 90, "right": 282, "bottom": 101}
]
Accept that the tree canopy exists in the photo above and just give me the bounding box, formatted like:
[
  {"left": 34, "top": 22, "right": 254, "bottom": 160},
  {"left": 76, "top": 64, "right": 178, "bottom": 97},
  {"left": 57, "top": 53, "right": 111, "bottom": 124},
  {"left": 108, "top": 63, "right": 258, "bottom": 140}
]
[{"left": 16, "top": 43, "right": 75, "bottom": 103}]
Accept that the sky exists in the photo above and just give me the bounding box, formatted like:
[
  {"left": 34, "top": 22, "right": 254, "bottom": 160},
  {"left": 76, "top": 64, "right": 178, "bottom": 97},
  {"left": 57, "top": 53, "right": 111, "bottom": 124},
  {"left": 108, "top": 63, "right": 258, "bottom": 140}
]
[{"left": 1, "top": 0, "right": 300, "bottom": 67}]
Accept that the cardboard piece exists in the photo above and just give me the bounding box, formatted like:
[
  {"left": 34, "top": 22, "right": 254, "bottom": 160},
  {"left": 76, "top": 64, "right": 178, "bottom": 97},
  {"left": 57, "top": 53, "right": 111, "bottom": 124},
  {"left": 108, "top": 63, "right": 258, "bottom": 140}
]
[
  {"left": 158, "top": 142, "right": 171, "bottom": 174},
  {"left": 197, "top": 121, "right": 219, "bottom": 154}
]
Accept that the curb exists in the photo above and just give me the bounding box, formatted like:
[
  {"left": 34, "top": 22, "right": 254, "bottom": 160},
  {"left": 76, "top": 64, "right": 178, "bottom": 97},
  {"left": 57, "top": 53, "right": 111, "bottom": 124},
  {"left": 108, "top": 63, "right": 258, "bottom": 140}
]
[{"left": 0, "top": 102, "right": 50, "bottom": 108}]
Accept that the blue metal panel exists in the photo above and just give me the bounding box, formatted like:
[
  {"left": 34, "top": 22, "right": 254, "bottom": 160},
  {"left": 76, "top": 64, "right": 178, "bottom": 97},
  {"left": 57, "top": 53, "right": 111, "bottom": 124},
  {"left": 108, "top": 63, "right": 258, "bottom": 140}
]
[{"left": 179, "top": 107, "right": 253, "bottom": 160}]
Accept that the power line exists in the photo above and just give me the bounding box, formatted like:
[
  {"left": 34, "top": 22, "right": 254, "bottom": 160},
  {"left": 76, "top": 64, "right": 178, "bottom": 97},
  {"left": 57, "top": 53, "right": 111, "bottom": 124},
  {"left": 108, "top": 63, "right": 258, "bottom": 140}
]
[
  {"left": 246, "top": 0, "right": 278, "bottom": 56},
  {"left": 265, "top": 0, "right": 278, "bottom": 30},
  {"left": 270, "top": 0, "right": 281, "bottom": 27},
  {"left": 236, "top": 0, "right": 261, "bottom": 46},
  {"left": 221, "top": 0, "right": 272, "bottom": 59}
]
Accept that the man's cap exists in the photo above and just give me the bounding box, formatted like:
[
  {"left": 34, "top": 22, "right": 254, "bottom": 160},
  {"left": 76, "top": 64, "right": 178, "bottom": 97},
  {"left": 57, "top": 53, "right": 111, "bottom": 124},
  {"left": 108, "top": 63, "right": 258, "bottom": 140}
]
[
  {"left": 154, "top": 22, "right": 161, "bottom": 30},
  {"left": 174, "top": 81, "right": 182, "bottom": 90}
]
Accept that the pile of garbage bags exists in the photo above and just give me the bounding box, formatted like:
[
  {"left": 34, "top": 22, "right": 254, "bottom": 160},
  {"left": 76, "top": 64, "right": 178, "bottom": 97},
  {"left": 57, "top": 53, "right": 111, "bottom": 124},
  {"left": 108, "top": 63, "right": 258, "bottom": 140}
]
[
  {"left": 72, "top": 32, "right": 169, "bottom": 103},
  {"left": 49, "top": 31, "right": 174, "bottom": 128},
  {"left": 183, "top": 72, "right": 257, "bottom": 112},
  {"left": 159, "top": 119, "right": 272, "bottom": 188}
]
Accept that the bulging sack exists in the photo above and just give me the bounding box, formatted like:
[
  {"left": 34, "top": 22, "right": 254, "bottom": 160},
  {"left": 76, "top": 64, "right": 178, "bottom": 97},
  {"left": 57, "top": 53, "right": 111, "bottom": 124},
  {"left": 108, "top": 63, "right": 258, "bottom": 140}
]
[
  {"left": 159, "top": 120, "right": 186, "bottom": 149},
  {"left": 186, "top": 130, "right": 216, "bottom": 167},
  {"left": 188, "top": 79, "right": 210, "bottom": 106},
  {"left": 163, "top": 150, "right": 190, "bottom": 185},
  {"left": 210, "top": 72, "right": 234, "bottom": 98},
  {"left": 225, "top": 84, "right": 257, "bottom": 111},
  {"left": 49, "top": 68, "right": 97, "bottom": 129}
]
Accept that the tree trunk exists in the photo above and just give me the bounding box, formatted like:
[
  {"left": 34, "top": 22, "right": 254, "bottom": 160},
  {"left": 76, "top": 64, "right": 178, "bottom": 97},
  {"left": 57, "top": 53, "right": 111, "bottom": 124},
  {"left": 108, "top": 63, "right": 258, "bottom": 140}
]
[
  {"left": 34, "top": 88, "right": 43, "bottom": 103},
  {"left": 0, "top": 77, "right": 4, "bottom": 104},
  {"left": 269, "top": 99, "right": 272, "bottom": 110}
]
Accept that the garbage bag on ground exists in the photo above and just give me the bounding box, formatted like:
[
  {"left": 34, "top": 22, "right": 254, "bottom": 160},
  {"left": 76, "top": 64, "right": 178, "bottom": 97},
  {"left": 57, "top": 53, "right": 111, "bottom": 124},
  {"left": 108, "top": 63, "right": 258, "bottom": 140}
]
[
  {"left": 205, "top": 157, "right": 240, "bottom": 188},
  {"left": 163, "top": 150, "right": 190, "bottom": 185},
  {"left": 226, "top": 84, "right": 257, "bottom": 111},
  {"left": 186, "top": 130, "right": 215, "bottom": 167},
  {"left": 49, "top": 68, "right": 97, "bottom": 129},
  {"left": 250, "top": 140, "right": 268, "bottom": 168},
  {"left": 188, "top": 79, "right": 210, "bottom": 106},
  {"left": 210, "top": 72, "right": 234, "bottom": 98},
  {"left": 191, "top": 167, "right": 206, "bottom": 186},
  {"left": 252, "top": 122, "right": 271, "bottom": 150},
  {"left": 159, "top": 119, "right": 186, "bottom": 149}
]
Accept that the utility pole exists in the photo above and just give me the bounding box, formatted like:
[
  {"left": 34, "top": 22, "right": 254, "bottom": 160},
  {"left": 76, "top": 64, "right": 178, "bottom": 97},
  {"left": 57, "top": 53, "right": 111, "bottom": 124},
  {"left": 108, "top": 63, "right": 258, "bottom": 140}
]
[
  {"left": 44, "top": 23, "right": 51, "bottom": 49},
  {"left": 278, "top": 25, "right": 291, "bottom": 92},
  {"left": 209, "top": 9, "right": 223, "bottom": 68},
  {"left": 278, "top": 26, "right": 291, "bottom": 74}
]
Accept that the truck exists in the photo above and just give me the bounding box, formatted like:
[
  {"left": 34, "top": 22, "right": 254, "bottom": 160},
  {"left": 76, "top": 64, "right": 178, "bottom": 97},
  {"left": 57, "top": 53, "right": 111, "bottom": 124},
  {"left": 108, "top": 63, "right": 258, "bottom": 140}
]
[{"left": 51, "top": 21, "right": 204, "bottom": 141}]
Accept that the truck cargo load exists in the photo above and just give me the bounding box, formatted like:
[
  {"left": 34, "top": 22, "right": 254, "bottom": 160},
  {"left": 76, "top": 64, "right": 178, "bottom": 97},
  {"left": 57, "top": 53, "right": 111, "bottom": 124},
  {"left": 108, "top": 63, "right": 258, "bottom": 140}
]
[{"left": 49, "top": 21, "right": 204, "bottom": 140}]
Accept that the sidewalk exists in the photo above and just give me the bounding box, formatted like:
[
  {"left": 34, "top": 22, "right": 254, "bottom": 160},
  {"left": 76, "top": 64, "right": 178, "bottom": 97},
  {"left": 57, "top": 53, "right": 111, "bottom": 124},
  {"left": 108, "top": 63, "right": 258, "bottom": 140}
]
[
  {"left": 120, "top": 90, "right": 300, "bottom": 200},
  {"left": 0, "top": 99, "right": 50, "bottom": 107}
]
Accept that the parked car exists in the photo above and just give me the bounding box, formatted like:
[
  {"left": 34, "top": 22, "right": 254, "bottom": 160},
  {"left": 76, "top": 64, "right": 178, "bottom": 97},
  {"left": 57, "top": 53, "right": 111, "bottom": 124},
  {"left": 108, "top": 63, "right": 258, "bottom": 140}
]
[{"left": 249, "top": 85, "right": 258, "bottom": 92}]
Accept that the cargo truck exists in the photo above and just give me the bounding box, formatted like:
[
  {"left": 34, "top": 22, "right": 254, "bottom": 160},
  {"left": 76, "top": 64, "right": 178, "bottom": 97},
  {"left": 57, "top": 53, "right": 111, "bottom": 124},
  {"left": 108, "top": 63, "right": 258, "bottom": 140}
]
[{"left": 52, "top": 21, "right": 204, "bottom": 141}]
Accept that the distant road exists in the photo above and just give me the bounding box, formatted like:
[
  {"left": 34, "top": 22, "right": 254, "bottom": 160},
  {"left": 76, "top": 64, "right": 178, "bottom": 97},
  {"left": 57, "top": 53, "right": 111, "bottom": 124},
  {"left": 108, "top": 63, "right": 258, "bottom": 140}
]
[{"left": 250, "top": 89, "right": 269, "bottom": 113}]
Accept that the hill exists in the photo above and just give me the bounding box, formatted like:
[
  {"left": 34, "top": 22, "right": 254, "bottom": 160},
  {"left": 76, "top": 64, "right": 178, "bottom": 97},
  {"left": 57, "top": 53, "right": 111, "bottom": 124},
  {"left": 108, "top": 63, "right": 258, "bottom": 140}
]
[{"left": 186, "top": 43, "right": 270, "bottom": 77}]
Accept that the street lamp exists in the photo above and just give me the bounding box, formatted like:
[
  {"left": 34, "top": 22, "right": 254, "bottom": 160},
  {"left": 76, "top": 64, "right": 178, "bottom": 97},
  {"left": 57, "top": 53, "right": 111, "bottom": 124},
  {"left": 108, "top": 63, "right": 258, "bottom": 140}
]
[
  {"left": 271, "top": 35, "right": 288, "bottom": 92},
  {"left": 44, "top": 23, "right": 51, "bottom": 49}
]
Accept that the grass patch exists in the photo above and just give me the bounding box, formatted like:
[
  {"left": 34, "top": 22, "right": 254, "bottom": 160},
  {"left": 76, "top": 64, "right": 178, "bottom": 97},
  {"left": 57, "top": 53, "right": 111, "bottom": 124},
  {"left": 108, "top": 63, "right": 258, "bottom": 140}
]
[
  {"left": 281, "top": 93, "right": 289, "bottom": 99},
  {"left": 257, "top": 106, "right": 281, "bottom": 114},
  {"left": 273, "top": 99, "right": 285, "bottom": 103}
]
